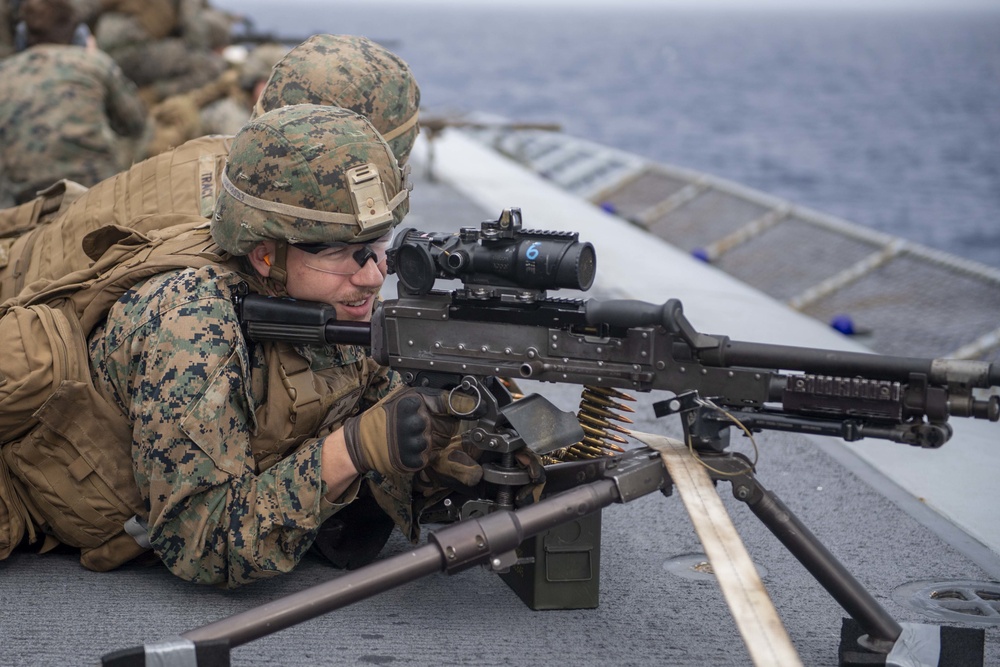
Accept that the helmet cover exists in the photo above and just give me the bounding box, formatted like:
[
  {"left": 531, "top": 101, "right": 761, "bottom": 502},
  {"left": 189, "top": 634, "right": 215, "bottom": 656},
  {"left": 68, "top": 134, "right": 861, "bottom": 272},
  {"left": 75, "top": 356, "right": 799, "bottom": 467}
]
[
  {"left": 257, "top": 34, "right": 421, "bottom": 163},
  {"left": 212, "top": 104, "right": 408, "bottom": 256}
]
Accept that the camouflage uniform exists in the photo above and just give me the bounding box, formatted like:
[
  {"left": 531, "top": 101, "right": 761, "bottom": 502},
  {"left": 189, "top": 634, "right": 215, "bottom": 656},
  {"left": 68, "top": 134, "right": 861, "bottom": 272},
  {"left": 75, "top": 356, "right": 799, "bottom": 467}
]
[
  {"left": 1, "top": 0, "right": 103, "bottom": 54},
  {"left": 94, "top": 0, "right": 229, "bottom": 105},
  {"left": 84, "top": 106, "right": 407, "bottom": 585},
  {"left": 87, "top": 263, "right": 399, "bottom": 583},
  {"left": 0, "top": 33, "right": 421, "bottom": 296},
  {"left": 196, "top": 75, "right": 251, "bottom": 137},
  {"left": 144, "top": 43, "right": 288, "bottom": 157},
  {"left": 146, "top": 33, "right": 422, "bottom": 160},
  {"left": 0, "top": 43, "right": 146, "bottom": 204},
  {"left": 199, "top": 43, "right": 290, "bottom": 136}
]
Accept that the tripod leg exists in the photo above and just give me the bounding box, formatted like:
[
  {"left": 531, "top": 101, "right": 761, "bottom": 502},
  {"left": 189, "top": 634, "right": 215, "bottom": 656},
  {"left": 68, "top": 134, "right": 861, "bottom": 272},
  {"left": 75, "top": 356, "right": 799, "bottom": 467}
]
[{"left": 728, "top": 469, "right": 903, "bottom": 648}]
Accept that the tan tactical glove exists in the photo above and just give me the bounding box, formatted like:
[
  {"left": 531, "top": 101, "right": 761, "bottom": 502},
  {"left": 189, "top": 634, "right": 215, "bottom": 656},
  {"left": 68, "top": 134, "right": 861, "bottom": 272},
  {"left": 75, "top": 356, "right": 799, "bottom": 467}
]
[{"left": 343, "top": 387, "right": 483, "bottom": 487}]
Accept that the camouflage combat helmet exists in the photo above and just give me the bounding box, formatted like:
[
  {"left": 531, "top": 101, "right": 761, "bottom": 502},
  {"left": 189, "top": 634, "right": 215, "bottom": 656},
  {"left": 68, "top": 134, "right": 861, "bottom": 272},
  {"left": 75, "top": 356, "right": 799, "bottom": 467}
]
[
  {"left": 256, "top": 34, "right": 421, "bottom": 164},
  {"left": 212, "top": 104, "right": 409, "bottom": 270}
]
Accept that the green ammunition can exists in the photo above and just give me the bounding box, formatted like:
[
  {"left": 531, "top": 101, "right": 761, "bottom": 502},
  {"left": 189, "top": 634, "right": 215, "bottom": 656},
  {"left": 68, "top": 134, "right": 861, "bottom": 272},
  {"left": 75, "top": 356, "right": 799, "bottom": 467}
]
[{"left": 498, "top": 509, "right": 602, "bottom": 610}]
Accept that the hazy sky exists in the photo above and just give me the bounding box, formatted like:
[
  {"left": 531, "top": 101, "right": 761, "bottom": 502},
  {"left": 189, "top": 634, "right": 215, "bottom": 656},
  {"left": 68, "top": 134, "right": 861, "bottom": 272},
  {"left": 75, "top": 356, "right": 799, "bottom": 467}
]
[
  {"left": 302, "top": 0, "right": 999, "bottom": 8},
  {"left": 222, "top": 0, "right": 1000, "bottom": 13}
]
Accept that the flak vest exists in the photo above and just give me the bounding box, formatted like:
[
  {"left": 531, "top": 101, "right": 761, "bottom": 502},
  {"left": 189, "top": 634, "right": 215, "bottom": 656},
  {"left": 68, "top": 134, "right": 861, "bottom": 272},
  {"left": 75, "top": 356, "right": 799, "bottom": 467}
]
[
  {"left": 0, "top": 221, "right": 377, "bottom": 571},
  {"left": 0, "top": 135, "right": 232, "bottom": 302}
]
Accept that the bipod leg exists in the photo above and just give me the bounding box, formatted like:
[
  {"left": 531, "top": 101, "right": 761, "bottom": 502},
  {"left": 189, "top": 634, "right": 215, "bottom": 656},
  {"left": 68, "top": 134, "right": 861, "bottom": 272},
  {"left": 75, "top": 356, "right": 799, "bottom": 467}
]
[{"left": 706, "top": 453, "right": 903, "bottom": 649}]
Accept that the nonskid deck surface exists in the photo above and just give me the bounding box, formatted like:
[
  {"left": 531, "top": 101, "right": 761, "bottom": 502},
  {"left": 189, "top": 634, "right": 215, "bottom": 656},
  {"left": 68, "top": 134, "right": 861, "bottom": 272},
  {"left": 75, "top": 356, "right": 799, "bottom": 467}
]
[{"left": 1, "top": 136, "right": 997, "bottom": 667}]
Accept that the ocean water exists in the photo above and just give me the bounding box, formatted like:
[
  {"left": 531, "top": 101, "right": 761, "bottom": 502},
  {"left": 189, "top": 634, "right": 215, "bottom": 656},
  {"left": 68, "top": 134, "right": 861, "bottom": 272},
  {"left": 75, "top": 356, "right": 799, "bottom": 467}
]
[{"left": 219, "top": 3, "right": 1000, "bottom": 269}]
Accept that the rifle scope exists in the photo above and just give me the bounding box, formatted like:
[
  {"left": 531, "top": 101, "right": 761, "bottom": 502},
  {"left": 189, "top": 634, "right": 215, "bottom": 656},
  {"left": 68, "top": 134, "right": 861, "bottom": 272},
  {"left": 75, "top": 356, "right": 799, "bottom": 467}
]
[{"left": 388, "top": 208, "right": 596, "bottom": 295}]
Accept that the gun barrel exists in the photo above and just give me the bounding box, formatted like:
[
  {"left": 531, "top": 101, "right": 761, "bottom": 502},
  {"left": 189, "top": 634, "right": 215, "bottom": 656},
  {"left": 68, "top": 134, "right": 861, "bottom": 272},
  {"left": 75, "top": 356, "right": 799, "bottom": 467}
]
[
  {"left": 714, "top": 341, "right": 999, "bottom": 389},
  {"left": 716, "top": 341, "right": 931, "bottom": 381},
  {"left": 585, "top": 298, "right": 1000, "bottom": 389}
]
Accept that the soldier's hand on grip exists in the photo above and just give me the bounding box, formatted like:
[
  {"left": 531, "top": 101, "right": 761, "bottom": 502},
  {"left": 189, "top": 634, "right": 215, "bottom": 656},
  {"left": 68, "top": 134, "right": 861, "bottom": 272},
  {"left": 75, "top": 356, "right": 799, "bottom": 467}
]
[{"left": 343, "top": 387, "right": 482, "bottom": 486}]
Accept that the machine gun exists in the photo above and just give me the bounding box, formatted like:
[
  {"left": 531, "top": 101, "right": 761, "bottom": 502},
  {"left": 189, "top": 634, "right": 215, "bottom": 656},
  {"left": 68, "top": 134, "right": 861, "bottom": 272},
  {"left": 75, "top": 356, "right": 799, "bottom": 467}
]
[
  {"left": 111, "top": 208, "right": 993, "bottom": 667},
  {"left": 234, "top": 207, "right": 998, "bottom": 470}
]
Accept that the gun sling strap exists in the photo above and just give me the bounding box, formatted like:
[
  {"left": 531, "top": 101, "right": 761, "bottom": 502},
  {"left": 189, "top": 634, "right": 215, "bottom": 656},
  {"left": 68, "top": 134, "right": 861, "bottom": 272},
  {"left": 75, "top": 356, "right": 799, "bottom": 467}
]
[{"left": 641, "top": 433, "right": 804, "bottom": 667}]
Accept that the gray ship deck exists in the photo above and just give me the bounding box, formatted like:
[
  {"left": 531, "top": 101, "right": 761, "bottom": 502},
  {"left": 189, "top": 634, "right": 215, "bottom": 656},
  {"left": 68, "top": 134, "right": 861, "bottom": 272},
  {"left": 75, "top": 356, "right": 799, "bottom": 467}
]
[{"left": 1, "top": 133, "right": 997, "bottom": 667}]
